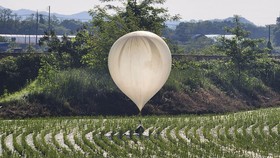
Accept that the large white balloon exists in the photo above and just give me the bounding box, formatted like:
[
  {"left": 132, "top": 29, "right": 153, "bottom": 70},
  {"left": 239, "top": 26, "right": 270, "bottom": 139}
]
[{"left": 108, "top": 31, "right": 171, "bottom": 111}]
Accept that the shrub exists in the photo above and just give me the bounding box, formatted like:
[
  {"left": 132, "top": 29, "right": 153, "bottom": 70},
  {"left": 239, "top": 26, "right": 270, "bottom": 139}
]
[
  {"left": 0, "top": 54, "right": 41, "bottom": 96},
  {"left": 166, "top": 60, "right": 212, "bottom": 92},
  {"left": 28, "top": 68, "right": 140, "bottom": 116}
]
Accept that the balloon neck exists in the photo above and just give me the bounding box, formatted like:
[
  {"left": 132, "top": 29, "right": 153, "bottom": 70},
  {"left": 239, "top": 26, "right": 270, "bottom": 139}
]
[{"left": 138, "top": 110, "right": 142, "bottom": 116}]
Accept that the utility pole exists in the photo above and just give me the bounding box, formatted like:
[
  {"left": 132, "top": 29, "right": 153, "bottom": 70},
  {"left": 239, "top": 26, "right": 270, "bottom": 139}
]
[
  {"left": 268, "top": 25, "right": 271, "bottom": 41},
  {"left": 267, "top": 25, "right": 273, "bottom": 51},
  {"left": 36, "top": 10, "right": 38, "bottom": 45},
  {"left": 13, "top": 14, "right": 16, "bottom": 30},
  {"left": 48, "top": 6, "right": 51, "bottom": 32}
]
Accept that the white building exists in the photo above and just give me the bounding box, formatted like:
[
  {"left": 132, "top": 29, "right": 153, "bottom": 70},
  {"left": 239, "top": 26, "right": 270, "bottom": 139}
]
[{"left": 0, "top": 34, "right": 75, "bottom": 44}]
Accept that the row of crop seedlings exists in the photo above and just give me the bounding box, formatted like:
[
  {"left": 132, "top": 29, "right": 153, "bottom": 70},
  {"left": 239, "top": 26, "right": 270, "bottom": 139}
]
[
  {"left": 233, "top": 109, "right": 279, "bottom": 156},
  {"left": 0, "top": 108, "right": 279, "bottom": 157},
  {"left": 0, "top": 119, "right": 85, "bottom": 157},
  {"left": 182, "top": 117, "right": 243, "bottom": 157},
  {"left": 94, "top": 117, "right": 243, "bottom": 157},
  {"left": 0, "top": 117, "right": 260, "bottom": 157},
  {"left": 0, "top": 116, "right": 240, "bottom": 157},
  {"left": 0, "top": 120, "right": 41, "bottom": 157},
  {"left": 204, "top": 109, "right": 280, "bottom": 157}
]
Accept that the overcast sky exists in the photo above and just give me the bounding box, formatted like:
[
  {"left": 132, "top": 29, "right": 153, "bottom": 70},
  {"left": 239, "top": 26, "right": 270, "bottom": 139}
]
[{"left": 1, "top": 0, "right": 279, "bottom": 26}]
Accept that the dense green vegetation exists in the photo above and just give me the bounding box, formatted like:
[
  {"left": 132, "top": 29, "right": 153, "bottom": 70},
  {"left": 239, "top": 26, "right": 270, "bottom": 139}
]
[
  {"left": 0, "top": 54, "right": 41, "bottom": 95},
  {"left": 0, "top": 0, "right": 280, "bottom": 118},
  {"left": 0, "top": 107, "right": 279, "bottom": 157},
  {"left": 0, "top": 52, "right": 279, "bottom": 117}
]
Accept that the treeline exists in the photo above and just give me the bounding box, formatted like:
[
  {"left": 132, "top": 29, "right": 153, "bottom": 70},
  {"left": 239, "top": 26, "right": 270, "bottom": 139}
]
[
  {"left": 165, "top": 19, "right": 267, "bottom": 43},
  {"left": 0, "top": 8, "right": 85, "bottom": 35},
  {"left": 163, "top": 18, "right": 280, "bottom": 53},
  {"left": 2, "top": 7, "right": 280, "bottom": 49}
]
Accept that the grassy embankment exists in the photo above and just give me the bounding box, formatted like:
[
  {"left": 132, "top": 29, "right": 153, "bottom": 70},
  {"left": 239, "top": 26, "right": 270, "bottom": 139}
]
[{"left": 1, "top": 56, "right": 280, "bottom": 117}]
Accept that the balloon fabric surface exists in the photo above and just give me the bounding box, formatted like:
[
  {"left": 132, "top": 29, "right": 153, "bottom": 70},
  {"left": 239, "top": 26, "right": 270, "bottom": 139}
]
[{"left": 108, "top": 31, "right": 172, "bottom": 111}]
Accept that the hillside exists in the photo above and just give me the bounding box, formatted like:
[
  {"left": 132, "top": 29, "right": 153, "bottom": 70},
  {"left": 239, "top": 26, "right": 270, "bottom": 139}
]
[{"left": 0, "top": 107, "right": 279, "bottom": 157}]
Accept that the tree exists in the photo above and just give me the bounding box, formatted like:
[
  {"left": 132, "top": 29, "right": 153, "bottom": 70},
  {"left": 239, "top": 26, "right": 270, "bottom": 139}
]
[
  {"left": 39, "top": 28, "right": 92, "bottom": 68},
  {"left": 39, "top": 14, "right": 46, "bottom": 24},
  {"left": 81, "top": 0, "right": 179, "bottom": 69},
  {"left": 277, "top": 17, "right": 280, "bottom": 25},
  {"left": 39, "top": 30, "right": 61, "bottom": 52},
  {"left": 60, "top": 19, "right": 83, "bottom": 33},
  {"left": 0, "top": 8, "right": 21, "bottom": 34},
  {"left": 0, "top": 36, "right": 7, "bottom": 42},
  {"left": 218, "top": 15, "right": 268, "bottom": 83},
  {"left": 267, "top": 40, "right": 273, "bottom": 51}
]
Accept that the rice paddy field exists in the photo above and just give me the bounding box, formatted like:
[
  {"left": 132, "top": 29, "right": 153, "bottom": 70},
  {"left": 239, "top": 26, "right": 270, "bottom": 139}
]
[{"left": 0, "top": 107, "right": 279, "bottom": 158}]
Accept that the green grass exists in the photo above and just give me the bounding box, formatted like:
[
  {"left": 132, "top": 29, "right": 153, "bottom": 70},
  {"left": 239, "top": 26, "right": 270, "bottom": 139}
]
[
  {"left": 1, "top": 61, "right": 279, "bottom": 117},
  {"left": 0, "top": 68, "right": 116, "bottom": 104},
  {"left": 0, "top": 80, "right": 42, "bottom": 103},
  {"left": 0, "top": 107, "right": 279, "bottom": 157}
]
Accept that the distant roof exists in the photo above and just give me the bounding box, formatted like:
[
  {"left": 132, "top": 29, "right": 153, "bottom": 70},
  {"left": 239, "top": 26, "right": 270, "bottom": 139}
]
[{"left": 191, "top": 34, "right": 205, "bottom": 39}]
